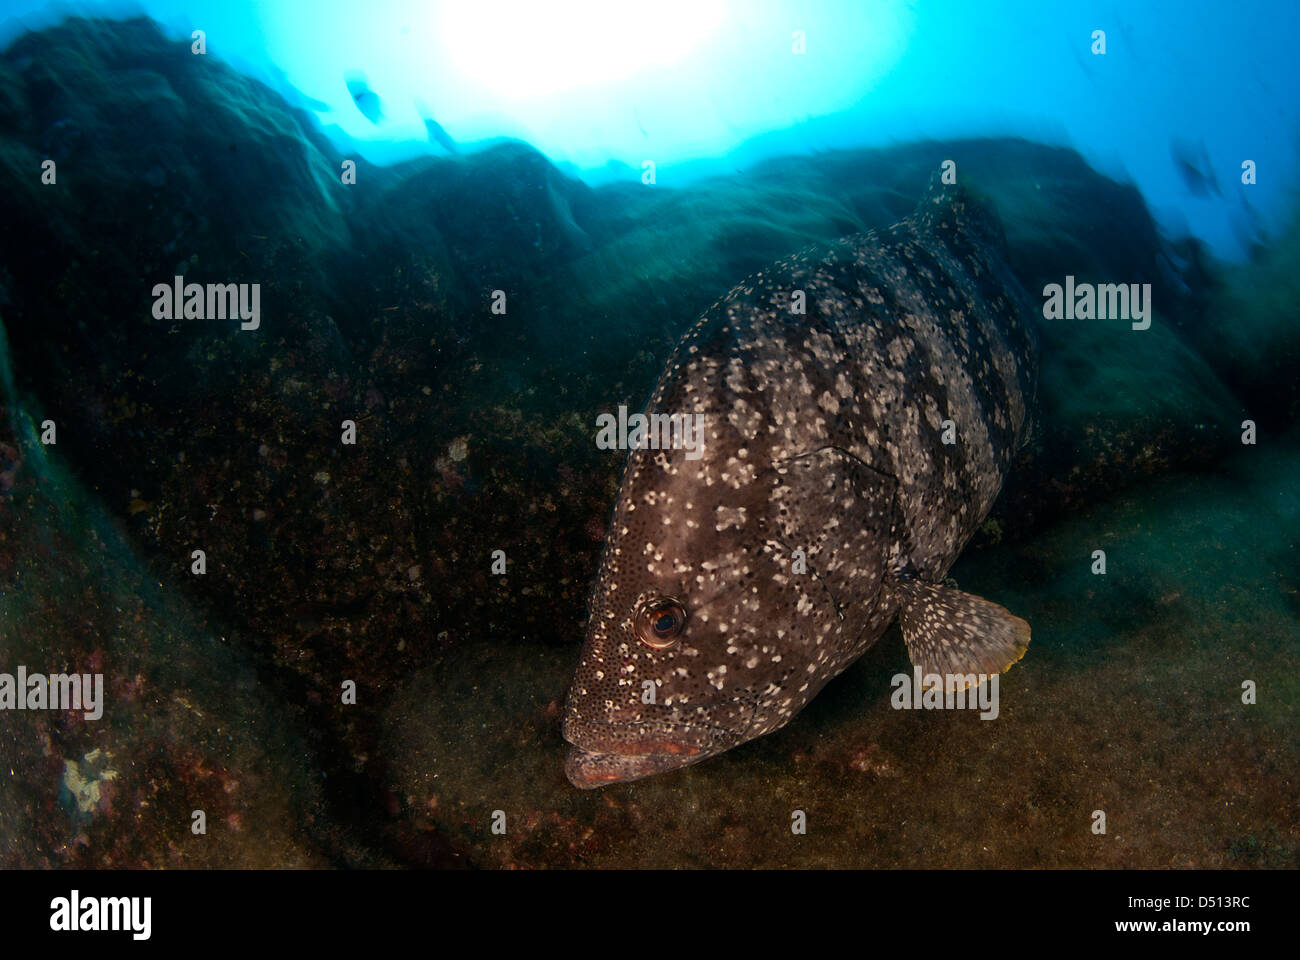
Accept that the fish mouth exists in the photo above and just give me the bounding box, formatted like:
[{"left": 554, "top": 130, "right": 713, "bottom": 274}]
[
  {"left": 562, "top": 714, "right": 747, "bottom": 789},
  {"left": 564, "top": 742, "right": 707, "bottom": 789}
]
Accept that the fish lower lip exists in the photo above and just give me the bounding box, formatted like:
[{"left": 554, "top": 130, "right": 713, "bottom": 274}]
[{"left": 564, "top": 743, "right": 704, "bottom": 789}]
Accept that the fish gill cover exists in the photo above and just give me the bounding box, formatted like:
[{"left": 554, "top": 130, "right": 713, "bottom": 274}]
[{"left": 0, "top": 0, "right": 1295, "bottom": 887}]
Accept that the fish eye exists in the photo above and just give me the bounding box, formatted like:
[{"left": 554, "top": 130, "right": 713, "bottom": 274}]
[{"left": 634, "top": 596, "right": 687, "bottom": 649}]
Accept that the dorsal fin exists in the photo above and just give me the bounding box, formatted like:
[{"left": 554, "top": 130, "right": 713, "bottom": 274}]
[{"left": 913, "top": 172, "right": 1009, "bottom": 257}]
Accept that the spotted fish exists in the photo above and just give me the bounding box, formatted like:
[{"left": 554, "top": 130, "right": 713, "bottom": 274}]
[{"left": 563, "top": 181, "right": 1039, "bottom": 788}]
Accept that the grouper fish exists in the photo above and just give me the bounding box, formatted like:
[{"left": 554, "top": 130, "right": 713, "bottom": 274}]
[{"left": 563, "top": 181, "right": 1039, "bottom": 788}]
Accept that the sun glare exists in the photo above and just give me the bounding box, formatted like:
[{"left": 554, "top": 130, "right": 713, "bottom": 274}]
[{"left": 436, "top": 0, "right": 728, "bottom": 101}]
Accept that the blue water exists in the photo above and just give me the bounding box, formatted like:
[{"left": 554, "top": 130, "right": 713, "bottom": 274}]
[{"left": 3, "top": 0, "right": 1296, "bottom": 258}]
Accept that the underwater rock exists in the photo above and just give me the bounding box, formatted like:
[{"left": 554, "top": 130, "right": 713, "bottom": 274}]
[{"left": 0, "top": 393, "right": 333, "bottom": 867}]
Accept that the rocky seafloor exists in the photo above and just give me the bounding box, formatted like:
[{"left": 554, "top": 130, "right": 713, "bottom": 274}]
[{"left": 0, "top": 16, "right": 1296, "bottom": 868}]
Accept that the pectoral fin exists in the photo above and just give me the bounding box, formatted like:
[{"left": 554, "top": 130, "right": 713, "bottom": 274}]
[{"left": 892, "top": 579, "right": 1030, "bottom": 680}]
